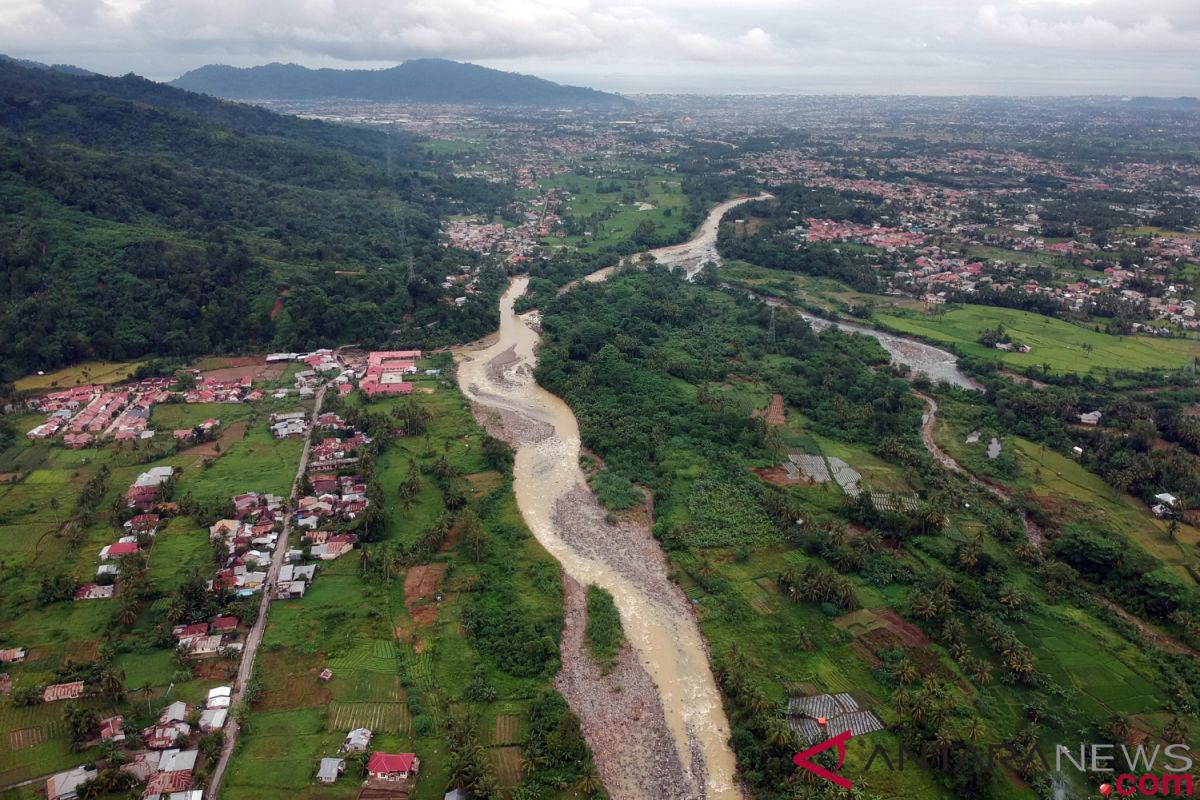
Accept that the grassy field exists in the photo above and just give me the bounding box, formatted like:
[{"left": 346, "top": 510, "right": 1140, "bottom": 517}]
[
  {"left": 876, "top": 305, "right": 1197, "bottom": 375},
  {"left": 1117, "top": 226, "right": 1200, "bottom": 241},
  {"left": 965, "top": 244, "right": 1067, "bottom": 268},
  {"left": 540, "top": 167, "right": 691, "bottom": 248},
  {"left": 719, "top": 260, "right": 899, "bottom": 313},
  {"left": 13, "top": 360, "right": 144, "bottom": 392},
  {"left": 174, "top": 416, "right": 303, "bottom": 506}
]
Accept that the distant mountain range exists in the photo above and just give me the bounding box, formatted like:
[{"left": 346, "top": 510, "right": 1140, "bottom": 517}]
[
  {"left": 171, "top": 58, "right": 629, "bottom": 107},
  {"left": 0, "top": 54, "right": 94, "bottom": 76}
]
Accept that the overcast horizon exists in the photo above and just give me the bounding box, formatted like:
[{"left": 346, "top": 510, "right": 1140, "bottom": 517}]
[{"left": 1, "top": 0, "right": 1197, "bottom": 96}]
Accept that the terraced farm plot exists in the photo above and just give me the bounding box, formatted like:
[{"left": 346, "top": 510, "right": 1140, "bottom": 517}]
[
  {"left": 490, "top": 746, "right": 522, "bottom": 789},
  {"left": 492, "top": 715, "right": 519, "bottom": 745},
  {"left": 327, "top": 639, "right": 399, "bottom": 675},
  {"left": 328, "top": 701, "right": 412, "bottom": 734},
  {"left": 1020, "top": 617, "right": 1164, "bottom": 718}
]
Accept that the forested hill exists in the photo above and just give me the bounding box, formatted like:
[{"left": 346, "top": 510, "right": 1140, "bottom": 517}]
[
  {"left": 171, "top": 58, "right": 629, "bottom": 107},
  {"left": 0, "top": 59, "right": 512, "bottom": 383}
]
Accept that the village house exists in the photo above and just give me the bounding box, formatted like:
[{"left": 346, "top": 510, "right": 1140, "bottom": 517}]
[
  {"left": 125, "top": 514, "right": 161, "bottom": 536},
  {"left": 1078, "top": 410, "right": 1103, "bottom": 426},
  {"left": 366, "top": 752, "right": 420, "bottom": 782},
  {"left": 143, "top": 720, "right": 191, "bottom": 750},
  {"left": 198, "top": 707, "right": 227, "bottom": 733},
  {"left": 73, "top": 583, "right": 115, "bottom": 600},
  {"left": 46, "top": 766, "right": 97, "bottom": 800},
  {"left": 207, "top": 686, "right": 233, "bottom": 709},
  {"left": 0, "top": 647, "right": 26, "bottom": 663},
  {"left": 342, "top": 727, "right": 373, "bottom": 752},
  {"left": 317, "top": 757, "right": 346, "bottom": 784},
  {"left": 100, "top": 541, "right": 140, "bottom": 560},
  {"left": 98, "top": 715, "right": 126, "bottom": 744},
  {"left": 141, "top": 749, "right": 199, "bottom": 799},
  {"left": 270, "top": 411, "right": 309, "bottom": 439}
]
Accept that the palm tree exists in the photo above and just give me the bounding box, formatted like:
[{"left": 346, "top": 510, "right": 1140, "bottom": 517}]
[
  {"left": 576, "top": 765, "right": 604, "bottom": 798},
  {"left": 1164, "top": 716, "right": 1188, "bottom": 744},
  {"left": 970, "top": 660, "right": 993, "bottom": 686},
  {"left": 115, "top": 591, "right": 140, "bottom": 628},
  {"left": 100, "top": 667, "right": 126, "bottom": 704},
  {"left": 519, "top": 754, "right": 540, "bottom": 779},
  {"left": 766, "top": 718, "right": 794, "bottom": 749},
  {"left": 792, "top": 630, "right": 814, "bottom": 651},
  {"left": 966, "top": 717, "right": 985, "bottom": 743},
  {"left": 1108, "top": 713, "right": 1134, "bottom": 743},
  {"left": 893, "top": 658, "right": 920, "bottom": 686}
]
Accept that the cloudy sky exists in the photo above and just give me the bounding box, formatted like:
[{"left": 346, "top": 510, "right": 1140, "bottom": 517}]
[{"left": 0, "top": 0, "right": 1196, "bottom": 94}]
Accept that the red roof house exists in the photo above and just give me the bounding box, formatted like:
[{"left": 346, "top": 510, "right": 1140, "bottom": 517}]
[
  {"left": 100, "top": 541, "right": 139, "bottom": 560},
  {"left": 367, "top": 752, "right": 420, "bottom": 781}
]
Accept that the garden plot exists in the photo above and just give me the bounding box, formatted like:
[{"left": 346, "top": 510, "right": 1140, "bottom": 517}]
[
  {"left": 827, "top": 457, "right": 862, "bottom": 497},
  {"left": 788, "top": 692, "right": 884, "bottom": 742},
  {"left": 867, "top": 492, "right": 922, "bottom": 514},
  {"left": 787, "top": 454, "right": 830, "bottom": 483}
]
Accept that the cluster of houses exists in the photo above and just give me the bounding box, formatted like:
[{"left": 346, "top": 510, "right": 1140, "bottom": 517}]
[
  {"left": 308, "top": 430, "right": 372, "bottom": 472},
  {"left": 176, "top": 372, "right": 260, "bottom": 404},
  {"left": 126, "top": 466, "right": 176, "bottom": 511},
  {"left": 25, "top": 373, "right": 251, "bottom": 445},
  {"left": 27, "top": 381, "right": 171, "bottom": 443},
  {"left": 314, "top": 726, "right": 421, "bottom": 788},
  {"left": 43, "top": 697, "right": 218, "bottom": 797},
  {"left": 295, "top": 474, "right": 370, "bottom": 530},
  {"left": 172, "top": 616, "right": 242, "bottom": 658},
  {"left": 359, "top": 350, "right": 422, "bottom": 398},
  {"left": 270, "top": 411, "right": 309, "bottom": 439},
  {"left": 797, "top": 218, "right": 927, "bottom": 250},
  {"left": 208, "top": 492, "right": 285, "bottom": 597}
]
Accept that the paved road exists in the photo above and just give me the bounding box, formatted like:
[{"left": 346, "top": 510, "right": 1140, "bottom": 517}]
[{"left": 206, "top": 383, "right": 326, "bottom": 799}]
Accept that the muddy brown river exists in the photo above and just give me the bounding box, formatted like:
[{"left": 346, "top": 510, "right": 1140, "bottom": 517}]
[{"left": 456, "top": 276, "right": 742, "bottom": 799}]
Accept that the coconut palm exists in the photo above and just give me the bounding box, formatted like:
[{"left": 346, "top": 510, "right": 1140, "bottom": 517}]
[
  {"left": 576, "top": 765, "right": 604, "bottom": 798},
  {"left": 893, "top": 658, "right": 920, "bottom": 686}
]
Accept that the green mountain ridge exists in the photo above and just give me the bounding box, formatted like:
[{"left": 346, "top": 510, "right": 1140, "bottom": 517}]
[
  {"left": 170, "top": 58, "right": 630, "bottom": 107},
  {"left": 0, "top": 58, "right": 510, "bottom": 383}
]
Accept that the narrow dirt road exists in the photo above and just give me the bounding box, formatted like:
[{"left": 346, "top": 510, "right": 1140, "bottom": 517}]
[
  {"left": 914, "top": 390, "right": 1042, "bottom": 549},
  {"left": 206, "top": 383, "right": 326, "bottom": 800}
]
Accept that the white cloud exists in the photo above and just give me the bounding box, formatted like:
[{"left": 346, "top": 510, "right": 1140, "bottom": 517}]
[
  {"left": 976, "top": 5, "right": 1190, "bottom": 50},
  {"left": 0, "top": 0, "right": 1196, "bottom": 92}
]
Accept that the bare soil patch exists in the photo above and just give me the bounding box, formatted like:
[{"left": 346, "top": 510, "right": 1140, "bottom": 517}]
[
  {"left": 257, "top": 651, "right": 331, "bottom": 711},
  {"left": 181, "top": 420, "right": 249, "bottom": 464},
  {"left": 403, "top": 563, "right": 446, "bottom": 626},
  {"left": 191, "top": 660, "right": 236, "bottom": 682},
  {"left": 491, "top": 746, "right": 522, "bottom": 788},
  {"left": 465, "top": 470, "right": 503, "bottom": 499},
  {"left": 196, "top": 356, "right": 285, "bottom": 383},
  {"left": 749, "top": 465, "right": 809, "bottom": 486}
]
